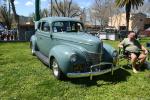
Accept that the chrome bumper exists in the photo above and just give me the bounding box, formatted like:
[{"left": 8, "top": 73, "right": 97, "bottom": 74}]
[{"left": 67, "top": 62, "right": 120, "bottom": 80}]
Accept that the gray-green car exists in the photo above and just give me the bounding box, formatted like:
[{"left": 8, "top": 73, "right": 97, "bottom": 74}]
[{"left": 30, "top": 17, "right": 119, "bottom": 80}]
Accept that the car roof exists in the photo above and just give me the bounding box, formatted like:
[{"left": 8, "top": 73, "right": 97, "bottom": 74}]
[{"left": 40, "top": 17, "right": 81, "bottom": 23}]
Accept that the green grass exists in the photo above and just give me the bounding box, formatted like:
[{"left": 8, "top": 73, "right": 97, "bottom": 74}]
[{"left": 0, "top": 39, "right": 150, "bottom": 100}]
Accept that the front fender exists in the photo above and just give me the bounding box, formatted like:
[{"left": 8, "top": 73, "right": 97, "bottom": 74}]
[
  {"left": 49, "top": 45, "right": 86, "bottom": 74},
  {"left": 102, "top": 43, "right": 117, "bottom": 62}
]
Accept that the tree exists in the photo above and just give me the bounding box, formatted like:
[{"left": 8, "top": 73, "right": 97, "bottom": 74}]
[
  {"left": 10, "top": 0, "right": 20, "bottom": 39},
  {"left": 29, "top": 9, "right": 50, "bottom": 21},
  {"left": 52, "top": 0, "right": 81, "bottom": 17},
  {"left": 41, "top": 8, "right": 49, "bottom": 17},
  {"left": 10, "top": 0, "right": 18, "bottom": 23},
  {"left": 0, "top": 6, "right": 13, "bottom": 30},
  {"left": 90, "top": 0, "right": 121, "bottom": 27},
  {"left": 130, "top": 13, "right": 146, "bottom": 31},
  {"left": 115, "top": 0, "right": 144, "bottom": 31},
  {"left": 133, "top": 1, "right": 150, "bottom": 16}
]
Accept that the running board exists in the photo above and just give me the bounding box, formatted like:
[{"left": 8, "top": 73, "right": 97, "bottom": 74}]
[{"left": 35, "top": 51, "right": 49, "bottom": 65}]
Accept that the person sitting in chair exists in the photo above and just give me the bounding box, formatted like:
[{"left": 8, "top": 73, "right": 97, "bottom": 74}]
[{"left": 118, "top": 32, "right": 148, "bottom": 73}]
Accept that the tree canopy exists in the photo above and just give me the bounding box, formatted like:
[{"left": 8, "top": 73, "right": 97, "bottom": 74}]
[{"left": 115, "top": 0, "right": 144, "bottom": 31}]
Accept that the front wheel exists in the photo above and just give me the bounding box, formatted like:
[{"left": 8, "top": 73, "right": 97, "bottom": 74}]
[{"left": 51, "top": 58, "right": 64, "bottom": 80}]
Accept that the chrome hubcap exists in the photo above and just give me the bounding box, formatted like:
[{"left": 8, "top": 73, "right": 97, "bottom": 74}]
[
  {"left": 31, "top": 45, "right": 34, "bottom": 54},
  {"left": 52, "top": 60, "right": 59, "bottom": 76}
]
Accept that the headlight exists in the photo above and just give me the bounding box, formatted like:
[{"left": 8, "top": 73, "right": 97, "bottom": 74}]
[
  {"left": 70, "top": 54, "right": 77, "bottom": 63},
  {"left": 112, "top": 50, "right": 118, "bottom": 65},
  {"left": 112, "top": 50, "right": 118, "bottom": 58}
]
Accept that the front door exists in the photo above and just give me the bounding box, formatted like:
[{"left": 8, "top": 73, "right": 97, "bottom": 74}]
[{"left": 37, "top": 21, "right": 51, "bottom": 56}]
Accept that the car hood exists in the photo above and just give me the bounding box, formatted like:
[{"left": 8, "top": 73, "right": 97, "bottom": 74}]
[
  {"left": 53, "top": 32, "right": 101, "bottom": 45},
  {"left": 52, "top": 32, "right": 102, "bottom": 53}
]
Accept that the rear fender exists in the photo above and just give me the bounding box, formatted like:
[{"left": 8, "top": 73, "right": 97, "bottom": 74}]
[{"left": 30, "top": 35, "right": 38, "bottom": 50}]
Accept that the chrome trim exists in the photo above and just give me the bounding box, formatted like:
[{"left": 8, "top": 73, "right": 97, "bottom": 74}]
[
  {"left": 100, "top": 41, "right": 103, "bottom": 62},
  {"left": 86, "top": 52, "right": 102, "bottom": 64},
  {"left": 67, "top": 62, "right": 120, "bottom": 79},
  {"left": 52, "top": 37, "right": 93, "bottom": 46},
  {"left": 112, "top": 50, "right": 118, "bottom": 58}
]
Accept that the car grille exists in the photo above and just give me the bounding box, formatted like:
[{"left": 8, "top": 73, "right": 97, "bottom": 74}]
[{"left": 86, "top": 52, "right": 102, "bottom": 64}]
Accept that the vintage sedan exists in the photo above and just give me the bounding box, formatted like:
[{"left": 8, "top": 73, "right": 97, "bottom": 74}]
[{"left": 30, "top": 17, "right": 119, "bottom": 80}]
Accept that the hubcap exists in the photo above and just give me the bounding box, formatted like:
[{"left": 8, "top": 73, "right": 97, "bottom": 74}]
[
  {"left": 52, "top": 60, "right": 59, "bottom": 76},
  {"left": 31, "top": 45, "right": 34, "bottom": 54}
]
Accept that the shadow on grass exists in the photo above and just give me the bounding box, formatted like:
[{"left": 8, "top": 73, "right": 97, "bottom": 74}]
[
  {"left": 38, "top": 57, "right": 131, "bottom": 87},
  {"left": 63, "top": 68, "right": 131, "bottom": 87},
  {"left": 122, "top": 63, "right": 150, "bottom": 71},
  {"left": 122, "top": 64, "right": 132, "bottom": 69}
]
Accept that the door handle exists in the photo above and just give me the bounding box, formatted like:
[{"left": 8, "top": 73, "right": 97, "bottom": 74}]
[{"left": 50, "top": 34, "right": 53, "bottom": 38}]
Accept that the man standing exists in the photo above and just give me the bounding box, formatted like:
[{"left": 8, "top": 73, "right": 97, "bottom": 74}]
[{"left": 118, "top": 32, "right": 148, "bottom": 73}]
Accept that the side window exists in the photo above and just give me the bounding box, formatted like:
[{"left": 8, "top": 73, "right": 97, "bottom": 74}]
[
  {"left": 52, "top": 22, "right": 64, "bottom": 32},
  {"left": 41, "top": 22, "right": 50, "bottom": 32},
  {"left": 75, "top": 22, "right": 83, "bottom": 32}
]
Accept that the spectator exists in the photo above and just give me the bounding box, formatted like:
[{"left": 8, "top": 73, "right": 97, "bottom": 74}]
[{"left": 118, "top": 32, "right": 148, "bottom": 73}]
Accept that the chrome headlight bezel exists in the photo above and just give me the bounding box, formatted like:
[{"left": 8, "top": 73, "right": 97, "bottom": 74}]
[
  {"left": 70, "top": 54, "right": 77, "bottom": 63},
  {"left": 112, "top": 50, "right": 118, "bottom": 58}
]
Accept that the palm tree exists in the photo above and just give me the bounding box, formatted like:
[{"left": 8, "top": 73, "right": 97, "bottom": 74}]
[{"left": 115, "top": 0, "right": 144, "bottom": 31}]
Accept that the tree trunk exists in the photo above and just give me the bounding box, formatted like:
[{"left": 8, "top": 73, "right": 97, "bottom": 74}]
[
  {"left": 10, "top": 0, "right": 20, "bottom": 40},
  {"left": 125, "top": 1, "right": 131, "bottom": 32}
]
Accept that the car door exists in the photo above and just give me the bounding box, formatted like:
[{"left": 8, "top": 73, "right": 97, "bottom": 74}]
[
  {"left": 37, "top": 21, "right": 51, "bottom": 56},
  {"left": 36, "top": 21, "right": 43, "bottom": 52}
]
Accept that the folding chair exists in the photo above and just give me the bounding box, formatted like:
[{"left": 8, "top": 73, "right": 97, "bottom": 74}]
[
  {"left": 118, "top": 45, "right": 143, "bottom": 68},
  {"left": 118, "top": 46, "right": 131, "bottom": 67},
  {"left": 118, "top": 45, "right": 150, "bottom": 68},
  {"left": 146, "top": 42, "right": 150, "bottom": 61}
]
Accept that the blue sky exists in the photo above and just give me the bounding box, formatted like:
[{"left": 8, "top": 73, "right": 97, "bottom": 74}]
[
  {"left": 10, "top": 0, "right": 150, "bottom": 17},
  {"left": 14, "top": 0, "right": 93, "bottom": 16}
]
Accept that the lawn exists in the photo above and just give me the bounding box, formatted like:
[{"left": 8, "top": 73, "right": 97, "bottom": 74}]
[{"left": 0, "top": 38, "right": 150, "bottom": 100}]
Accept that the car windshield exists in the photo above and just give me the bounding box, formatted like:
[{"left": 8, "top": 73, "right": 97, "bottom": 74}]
[{"left": 52, "top": 21, "right": 84, "bottom": 33}]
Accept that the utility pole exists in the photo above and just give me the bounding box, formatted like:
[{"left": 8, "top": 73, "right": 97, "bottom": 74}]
[
  {"left": 35, "top": 0, "right": 40, "bottom": 21},
  {"left": 51, "top": 0, "right": 53, "bottom": 16}
]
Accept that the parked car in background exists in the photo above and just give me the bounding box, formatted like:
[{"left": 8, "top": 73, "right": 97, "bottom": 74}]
[
  {"left": 97, "top": 30, "right": 107, "bottom": 34},
  {"left": 96, "top": 28, "right": 118, "bottom": 40},
  {"left": 105, "top": 28, "right": 117, "bottom": 34},
  {"left": 118, "top": 30, "right": 127, "bottom": 40},
  {"left": 0, "top": 29, "right": 16, "bottom": 41},
  {"left": 96, "top": 30, "right": 107, "bottom": 40},
  {"left": 118, "top": 30, "right": 139, "bottom": 40},
  {"left": 142, "top": 27, "right": 150, "bottom": 37},
  {"left": 0, "top": 25, "right": 5, "bottom": 35},
  {"left": 30, "top": 17, "right": 119, "bottom": 80},
  {"left": 0, "top": 25, "right": 5, "bottom": 40}
]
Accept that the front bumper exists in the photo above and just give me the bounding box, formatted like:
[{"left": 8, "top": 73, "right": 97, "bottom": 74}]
[{"left": 67, "top": 62, "right": 120, "bottom": 80}]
